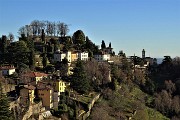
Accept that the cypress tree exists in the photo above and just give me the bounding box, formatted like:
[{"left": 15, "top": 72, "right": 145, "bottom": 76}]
[
  {"left": 29, "top": 50, "right": 35, "bottom": 70},
  {"left": 42, "top": 53, "right": 47, "bottom": 69},
  {"left": 109, "top": 42, "right": 111, "bottom": 48},
  {"left": 101, "top": 40, "right": 106, "bottom": 49},
  {"left": 2, "top": 35, "right": 8, "bottom": 53},
  {"left": 0, "top": 83, "right": 13, "bottom": 120},
  {"left": 41, "top": 29, "right": 46, "bottom": 43}
]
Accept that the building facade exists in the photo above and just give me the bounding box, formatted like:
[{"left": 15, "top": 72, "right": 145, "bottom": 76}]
[
  {"left": 78, "top": 52, "right": 89, "bottom": 61},
  {"left": 0, "top": 65, "right": 15, "bottom": 75},
  {"left": 37, "top": 85, "right": 53, "bottom": 109},
  {"left": 54, "top": 50, "right": 89, "bottom": 62},
  {"left": 94, "top": 54, "right": 110, "bottom": 62},
  {"left": 20, "top": 85, "right": 35, "bottom": 105}
]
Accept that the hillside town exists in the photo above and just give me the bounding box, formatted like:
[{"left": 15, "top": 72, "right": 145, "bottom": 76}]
[
  {"left": 1, "top": 20, "right": 178, "bottom": 120},
  {"left": 0, "top": 22, "right": 158, "bottom": 120},
  {"left": 1, "top": 0, "right": 180, "bottom": 119}
]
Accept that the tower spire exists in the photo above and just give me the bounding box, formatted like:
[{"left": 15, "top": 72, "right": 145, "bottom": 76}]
[{"left": 142, "top": 49, "right": 145, "bottom": 59}]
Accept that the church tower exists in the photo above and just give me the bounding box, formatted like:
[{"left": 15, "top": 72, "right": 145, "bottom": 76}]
[{"left": 142, "top": 49, "right": 145, "bottom": 59}]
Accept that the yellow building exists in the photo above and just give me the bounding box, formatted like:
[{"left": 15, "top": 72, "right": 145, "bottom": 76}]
[
  {"left": 20, "top": 85, "right": 35, "bottom": 104},
  {"left": 54, "top": 80, "right": 66, "bottom": 93},
  {"left": 37, "top": 84, "right": 53, "bottom": 109},
  {"left": 71, "top": 52, "right": 78, "bottom": 62}
]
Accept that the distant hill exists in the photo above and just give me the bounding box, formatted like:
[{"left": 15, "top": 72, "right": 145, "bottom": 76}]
[{"left": 156, "top": 58, "right": 163, "bottom": 64}]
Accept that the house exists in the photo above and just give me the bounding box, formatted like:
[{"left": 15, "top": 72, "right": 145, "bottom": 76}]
[
  {"left": 54, "top": 80, "right": 66, "bottom": 94},
  {"left": 145, "top": 57, "right": 154, "bottom": 66},
  {"left": 71, "top": 52, "right": 78, "bottom": 62},
  {"left": 22, "top": 72, "right": 48, "bottom": 85},
  {"left": 78, "top": 52, "right": 89, "bottom": 61},
  {"left": 54, "top": 50, "right": 89, "bottom": 63},
  {"left": 0, "top": 65, "right": 15, "bottom": 75},
  {"left": 53, "top": 50, "right": 72, "bottom": 62},
  {"left": 94, "top": 53, "right": 110, "bottom": 62},
  {"left": 66, "top": 51, "right": 72, "bottom": 63},
  {"left": 20, "top": 85, "right": 36, "bottom": 105},
  {"left": 37, "top": 84, "right": 53, "bottom": 109},
  {"left": 54, "top": 50, "right": 66, "bottom": 62},
  {"left": 102, "top": 47, "right": 113, "bottom": 54},
  {"left": 141, "top": 49, "right": 157, "bottom": 66},
  {"left": 53, "top": 92, "right": 59, "bottom": 109}
]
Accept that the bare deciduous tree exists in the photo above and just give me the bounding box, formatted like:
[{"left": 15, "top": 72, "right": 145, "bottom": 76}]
[
  {"left": 8, "top": 32, "right": 14, "bottom": 43},
  {"left": 57, "top": 22, "right": 69, "bottom": 37},
  {"left": 18, "top": 20, "right": 69, "bottom": 37},
  {"left": 18, "top": 26, "right": 26, "bottom": 35}
]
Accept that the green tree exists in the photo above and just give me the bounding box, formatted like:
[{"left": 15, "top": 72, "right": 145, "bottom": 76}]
[
  {"left": 29, "top": 50, "right": 35, "bottom": 70},
  {"left": 160, "top": 56, "right": 173, "bottom": 73},
  {"left": 85, "top": 36, "right": 93, "bottom": 49},
  {"left": 1, "top": 35, "right": 8, "bottom": 53},
  {"left": 11, "top": 41, "right": 29, "bottom": 53},
  {"left": 118, "top": 50, "right": 126, "bottom": 57},
  {"left": 42, "top": 53, "right": 48, "bottom": 69},
  {"left": 41, "top": 29, "right": 46, "bottom": 43},
  {"left": 162, "top": 56, "right": 172, "bottom": 65},
  {"left": 8, "top": 41, "right": 30, "bottom": 65},
  {"left": 0, "top": 83, "right": 13, "bottom": 120},
  {"left": 70, "top": 59, "right": 91, "bottom": 94},
  {"left": 26, "top": 38, "right": 34, "bottom": 52},
  {"left": 72, "top": 30, "right": 85, "bottom": 45},
  {"left": 143, "top": 78, "right": 155, "bottom": 95},
  {"left": 109, "top": 42, "right": 111, "bottom": 48},
  {"left": 60, "top": 58, "right": 69, "bottom": 77},
  {"left": 101, "top": 40, "right": 106, "bottom": 49}
]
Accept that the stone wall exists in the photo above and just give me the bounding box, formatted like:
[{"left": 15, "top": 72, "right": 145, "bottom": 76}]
[
  {"left": 2, "top": 84, "right": 15, "bottom": 93},
  {"left": 79, "top": 93, "right": 101, "bottom": 120},
  {"left": 22, "top": 102, "right": 44, "bottom": 120}
]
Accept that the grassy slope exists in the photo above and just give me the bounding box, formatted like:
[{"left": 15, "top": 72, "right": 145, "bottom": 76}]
[{"left": 89, "top": 84, "right": 169, "bottom": 120}]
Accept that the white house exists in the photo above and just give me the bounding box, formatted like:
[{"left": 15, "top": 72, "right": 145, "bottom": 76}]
[
  {"left": 94, "top": 53, "right": 110, "bottom": 62},
  {"left": 54, "top": 50, "right": 66, "bottom": 62},
  {"left": 66, "top": 51, "right": 72, "bottom": 63},
  {"left": 0, "top": 65, "right": 16, "bottom": 75},
  {"left": 54, "top": 50, "right": 89, "bottom": 62},
  {"left": 78, "top": 52, "right": 89, "bottom": 61}
]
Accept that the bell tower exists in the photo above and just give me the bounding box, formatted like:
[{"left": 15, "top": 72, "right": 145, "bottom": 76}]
[{"left": 142, "top": 49, "right": 145, "bottom": 59}]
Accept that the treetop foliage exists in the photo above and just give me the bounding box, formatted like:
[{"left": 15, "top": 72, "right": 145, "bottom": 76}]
[
  {"left": 18, "top": 20, "right": 69, "bottom": 37},
  {"left": 0, "top": 82, "right": 13, "bottom": 120},
  {"left": 72, "top": 30, "right": 85, "bottom": 45}
]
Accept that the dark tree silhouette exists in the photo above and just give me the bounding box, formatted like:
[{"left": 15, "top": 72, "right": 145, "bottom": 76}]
[
  {"left": 70, "top": 59, "right": 91, "bottom": 94},
  {"left": 109, "top": 42, "right": 111, "bottom": 48},
  {"left": 101, "top": 40, "right": 106, "bottom": 49},
  {"left": 72, "top": 30, "right": 85, "bottom": 45}
]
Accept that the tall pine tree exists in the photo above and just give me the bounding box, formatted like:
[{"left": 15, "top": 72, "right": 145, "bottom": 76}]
[
  {"left": 70, "top": 59, "right": 91, "bottom": 94},
  {"left": 0, "top": 82, "right": 13, "bottom": 120},
  {"left": 101, "top": 40, "right": 106, "bottom": 49}
]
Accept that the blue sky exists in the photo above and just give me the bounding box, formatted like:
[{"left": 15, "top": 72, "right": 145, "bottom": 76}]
[{"left": 0, "top": 0, "right": 180, "bottom": 58}]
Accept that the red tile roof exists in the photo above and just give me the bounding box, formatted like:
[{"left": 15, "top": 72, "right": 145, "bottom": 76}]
[
  {"left": 24, "top": 85, "right": 36, "bottom": 90},
  {"left": 37, "top": 85, "right": 52, "bottom": 90},
  {"left": 37, "top": 81, "right": 52, "bottom": 90},
  {"left": 0, "top": 65, "right": 15, "bottom": 70},
  {"left": 23, "top": 72, "right": 48, "bottom": 78}
]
